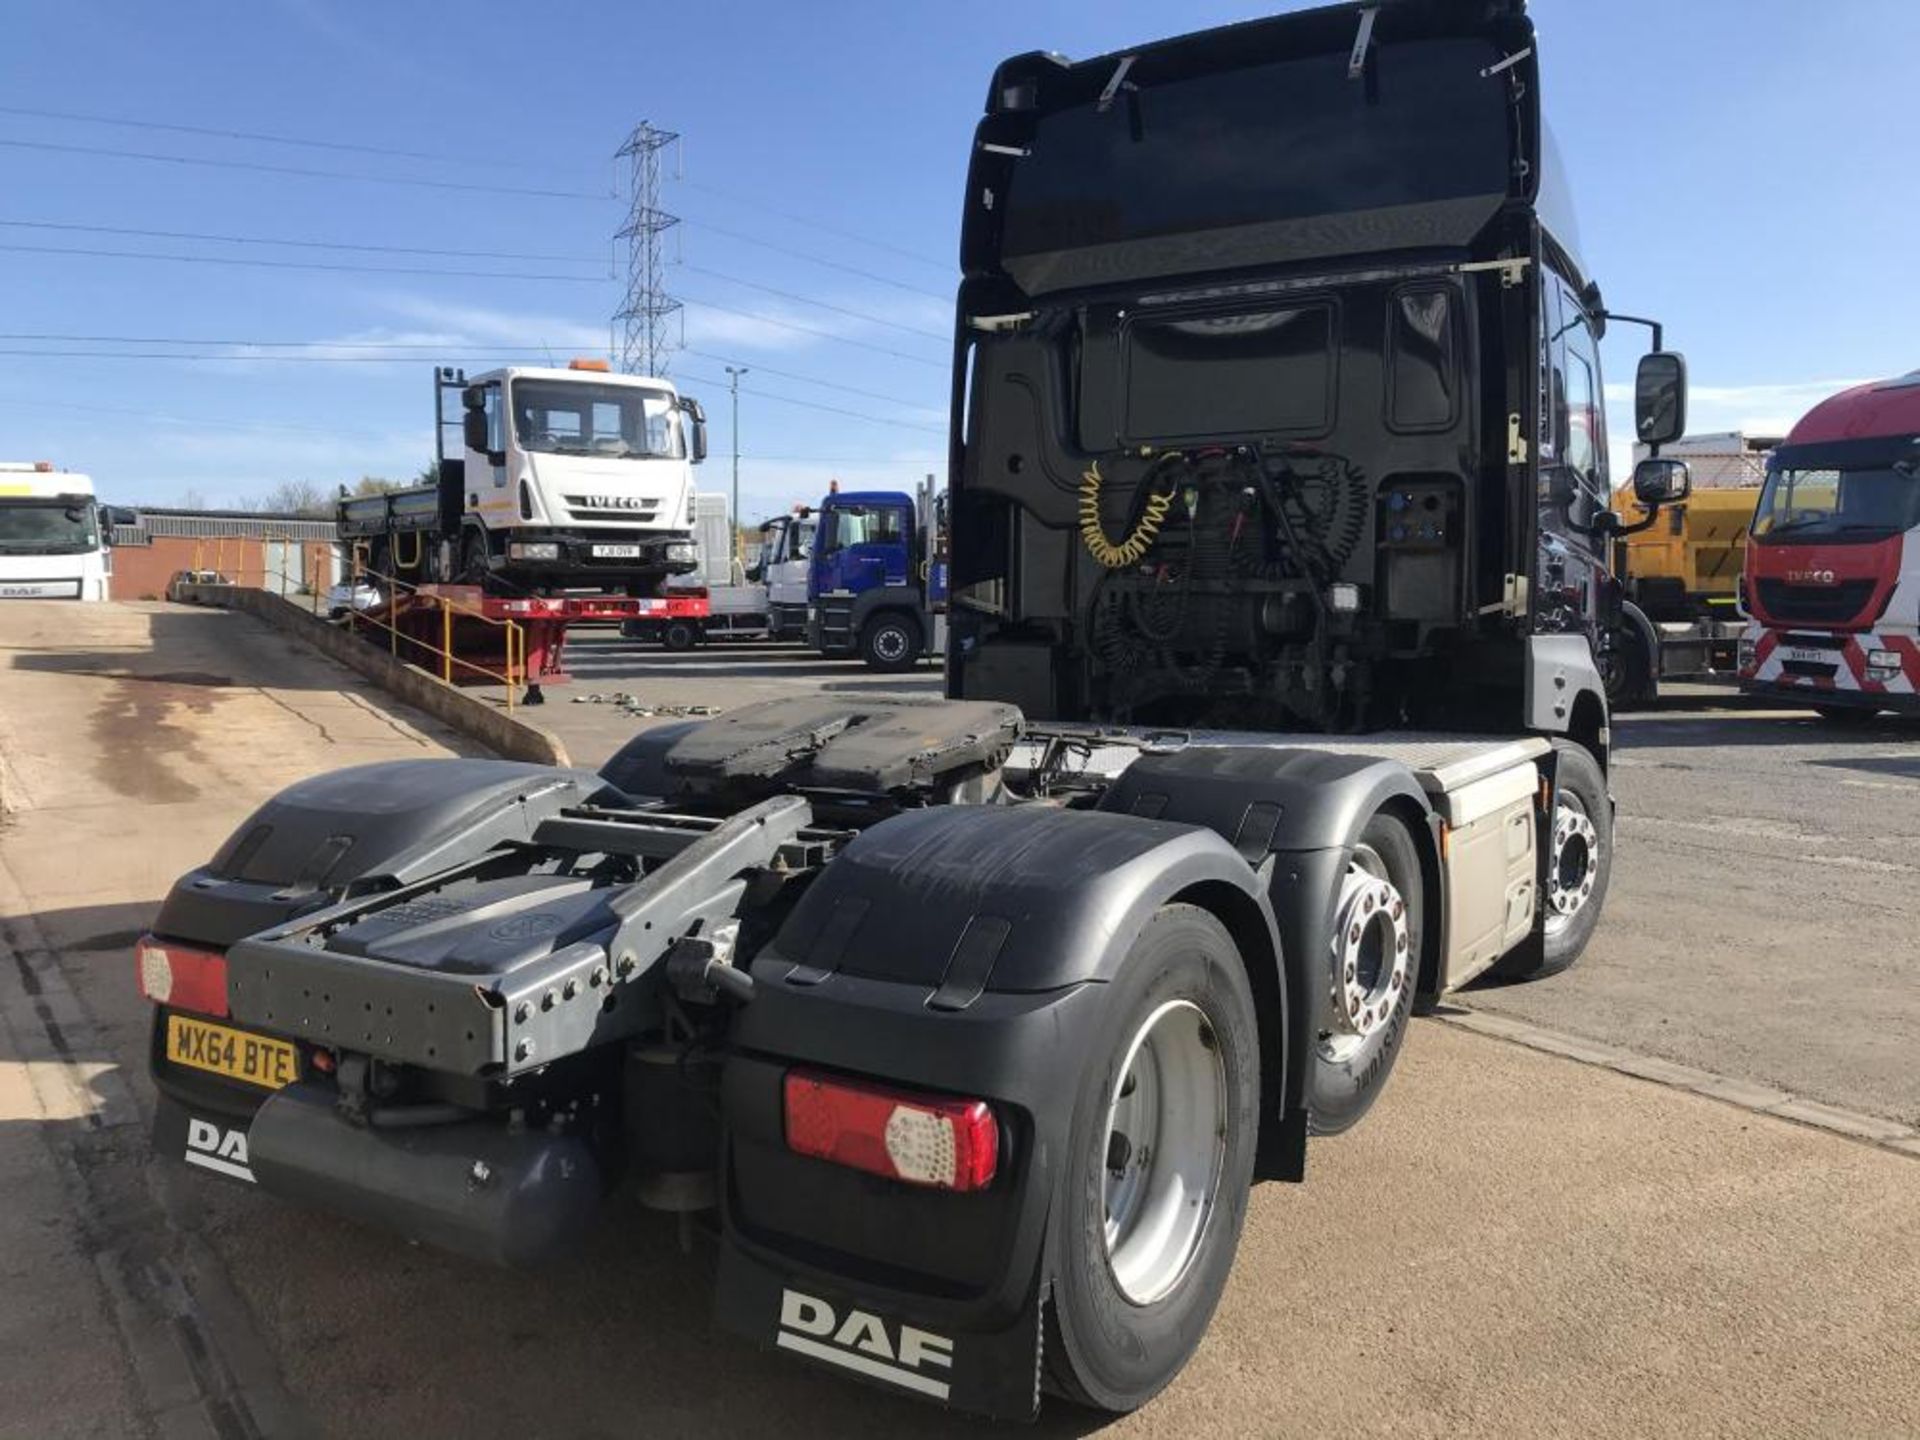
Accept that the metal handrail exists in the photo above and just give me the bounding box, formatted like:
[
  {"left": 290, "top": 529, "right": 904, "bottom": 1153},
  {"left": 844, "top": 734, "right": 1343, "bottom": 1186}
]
[{"left": 345, "top": 554, "right": 528, "bottom": 710}]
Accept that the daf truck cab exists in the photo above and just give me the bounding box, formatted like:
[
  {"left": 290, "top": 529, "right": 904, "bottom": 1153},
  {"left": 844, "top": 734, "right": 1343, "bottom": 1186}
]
[
  {"left": 0, "top": 462, "right": 126, "bottom": 601},
  {"left": 1738, "top": 373, "right": 1920, "bottom": 718},
  {"left": 339, "top": 363, "right": 707, "bottom": 595}
]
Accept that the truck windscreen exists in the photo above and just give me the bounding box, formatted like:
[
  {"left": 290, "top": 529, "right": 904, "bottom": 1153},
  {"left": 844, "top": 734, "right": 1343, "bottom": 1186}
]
[
  {"left": 997, "top": 38, "right": 1511, "bottom": 293},
  {"left": 1752, "top": 461, "right": 1920, "bottom": 542},
  {"left": 512, "top": 381, "right": 684, "bottom": 461},
  {"left": 0, "top": 498, "right": 98, "bottom": 554}
]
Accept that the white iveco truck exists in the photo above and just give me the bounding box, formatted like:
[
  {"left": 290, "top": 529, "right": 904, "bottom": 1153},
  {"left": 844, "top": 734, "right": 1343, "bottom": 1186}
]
[{"left": 339, "top": 362, "right": 709, "bottom": 595}]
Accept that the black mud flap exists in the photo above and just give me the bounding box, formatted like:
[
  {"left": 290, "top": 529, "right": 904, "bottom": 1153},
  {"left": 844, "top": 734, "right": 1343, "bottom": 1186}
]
[
  {"left": 716, "top": 1240, "right": 1045, "bottom": 1420},
  {"left": 153, "top": 1093, "right": 262, "bottom": 1187}
]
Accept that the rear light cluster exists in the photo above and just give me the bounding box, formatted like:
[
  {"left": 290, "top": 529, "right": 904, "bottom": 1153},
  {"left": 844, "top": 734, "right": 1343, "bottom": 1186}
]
[
  {"left": 783, "top": 1069, "right": 998, "bottom": 1193},
  {"left": 135, "top": 935, "right": 229, "bottom": 1018}
]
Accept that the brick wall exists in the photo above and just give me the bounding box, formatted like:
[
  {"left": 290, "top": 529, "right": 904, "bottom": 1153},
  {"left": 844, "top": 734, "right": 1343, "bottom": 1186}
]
[{"left": 110, "top": 538, "right": 339, "bottom": 601}]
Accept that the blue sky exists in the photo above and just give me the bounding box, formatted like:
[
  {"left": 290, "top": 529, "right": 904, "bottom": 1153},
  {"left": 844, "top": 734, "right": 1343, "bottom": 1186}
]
[{"left": 0, "top": 0, "right": 1912, "bottom": 516}]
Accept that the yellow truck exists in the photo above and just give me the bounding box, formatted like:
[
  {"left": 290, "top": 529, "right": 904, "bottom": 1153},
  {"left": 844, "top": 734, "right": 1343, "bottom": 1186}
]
[{"left": 1603, "top": 432, "right": 1775, "bottom": 704}]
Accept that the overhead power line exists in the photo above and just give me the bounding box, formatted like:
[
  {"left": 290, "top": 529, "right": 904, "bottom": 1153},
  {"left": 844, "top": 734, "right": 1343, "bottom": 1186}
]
[
  {"left": 680, "top": 297, "right": 949, "bottom": 370},
  {"left": 0, "top": 136, "right": 611, "bottom": 201},
  {"left": 682, "top": 218, "right": 948, "bottom": 301},
  {"left": 0, "top": 240, "right": 606, "bottom": 282},
  {"left": 677, "top": 177, "right": 949, "bottom": 271},
  {"left": 0, "top": 217, "right": 604, "bottom": 265},
  {"left": 673, "top": 366, "right": 944, "bottom": 435},
  {"left": 683, "top": 349, "right": 938, "bottom": 410},
  {"left": 0, "top": 332, "right": 942, "bottom": 410},
  {"left": 0, "top": 103, "right": 529, "bottom": 169},
  {"left": 681, "top": 264, "right": 946, "bottom": 342}
]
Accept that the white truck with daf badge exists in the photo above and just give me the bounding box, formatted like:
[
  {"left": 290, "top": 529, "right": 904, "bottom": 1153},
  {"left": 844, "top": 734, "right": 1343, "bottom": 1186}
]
[
  {"left": 137, "top": 0, "right": 1692, "bottom": 1420},
  {"left": 338, "top": 362, "right": 708, "bottom": 595},
  {"left": 0, "top": 462, "right": 129, "bottom": 601}
]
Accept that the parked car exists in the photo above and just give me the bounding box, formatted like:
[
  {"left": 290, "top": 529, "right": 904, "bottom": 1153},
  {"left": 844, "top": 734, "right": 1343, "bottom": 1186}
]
[
  {"left": 324, "top": 579, "right": 382, "bottom": 621},
  {"left": 165, "top": 570, "right": 231, "bottom": 602}
]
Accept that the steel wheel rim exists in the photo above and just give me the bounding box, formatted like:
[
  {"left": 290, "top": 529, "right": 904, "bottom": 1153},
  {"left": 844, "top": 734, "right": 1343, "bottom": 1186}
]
[
  {"left": 1318, "top": 844, "right": 1411, "bottom": 1065},
  {"left": 1102, "top": 998, "right": 1227, "bottom": 1306},
  {"left": 1545, "top": 795, "right": 1600, "bottom": 934},
  {"left": 873, "top": 625, "right": 910, "bottom": 662}
]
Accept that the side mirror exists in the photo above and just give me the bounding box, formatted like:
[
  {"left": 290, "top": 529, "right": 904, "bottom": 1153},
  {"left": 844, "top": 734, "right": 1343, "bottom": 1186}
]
[
  {"left": 102, "top": 505, "right": 139, "bottom": 528},
  {"left": 1632, "top": 457, "right": 1692, "bottom": 508},
  {"left": 462, "top": 409, "right": 489, "bottom": 455},
  {"left": 1635, "top": 351, "right": 1688, "bottom": 449},
  {"left": 462, "top": 385, "right": 486, "bottom": 412},
  {"left": 679, "top": 397, "right": 708, "bottom": 463}
]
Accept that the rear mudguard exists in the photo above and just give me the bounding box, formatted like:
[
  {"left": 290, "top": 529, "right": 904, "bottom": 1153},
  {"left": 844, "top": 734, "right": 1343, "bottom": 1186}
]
[
  {"left": 151, "top": 759, "right": 605, "bottom": 948},
  {"left": 716, "top": 802, "right": 1282, "bottom": 1419}
]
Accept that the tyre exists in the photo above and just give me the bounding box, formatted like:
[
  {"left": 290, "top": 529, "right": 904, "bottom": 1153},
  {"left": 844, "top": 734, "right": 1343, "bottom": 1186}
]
[
  {"left": 858, "top": 611, "right": 921, "bottom": 672},
  {"left": 1601, "top": 624, "right": 1651, "bottom": 709},
  {"left": 1814, "top": 704, "right": 1877, "bottom": 725},
  {"left": 1043, "top": 904, "right": 1258, "bottom": 1414},
  {"left": 1501, "top": 739, "right": 1612, "bottom": 981},
  {"left": 661, "top": 619, "right": 699, "bottom": 652},
  {"left": 1305, "top": 810, "right": 1423, "bottom": 1136},
  {"left": 459, "top": 530, "right": 493, "bottom": 589}
]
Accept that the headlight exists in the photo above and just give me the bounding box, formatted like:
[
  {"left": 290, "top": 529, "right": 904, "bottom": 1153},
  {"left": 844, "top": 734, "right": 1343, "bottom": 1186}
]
[
  {"left": 1326, "top": 582, "right": 1362, "bottom": 614},
  {"left": 666, "top": 542, "right": 699, "bottom": 564},
  {"left": 1737, "top": 638, "right": 1757, "bottom": 672},
  {"left": 510, "top": 542, "right": 560, "bottom": 561},
  {"left": 1868, "top": 648, "right": 1899, "bottom": 669}
]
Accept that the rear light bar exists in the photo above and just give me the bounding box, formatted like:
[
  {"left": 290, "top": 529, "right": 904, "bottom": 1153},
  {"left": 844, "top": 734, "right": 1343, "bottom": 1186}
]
[
  {"left": 784, "top": 1069, "right": 998, "bottom": 1192},
  {"left": 135, "top": 935, "right": 229, "bottom": 1019}
]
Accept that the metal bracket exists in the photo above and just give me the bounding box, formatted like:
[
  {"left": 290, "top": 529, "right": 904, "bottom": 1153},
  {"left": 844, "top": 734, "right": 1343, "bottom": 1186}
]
[
  {"left": 1457, "top": 256, "right": 1530, "bottom": 289},
  {"left": 1480, "top": 46, "right": 1533, "bottom": 79},
  {"left": 1096, "top": 55, "right": 1136, "bottom": 112},
  {"left": 1348, "top": 6, "right": 1379, "bottom": 79},
  {"left": 1506, "top": 413, "right": 1530, "bottom": 465}
]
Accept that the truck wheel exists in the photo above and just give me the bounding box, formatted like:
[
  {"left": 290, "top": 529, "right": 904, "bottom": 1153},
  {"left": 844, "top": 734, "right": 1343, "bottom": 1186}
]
[
  {"left": 1043, "top": 904, "right": 1258, "bottom": 1413},
  {"left": 1305, "top": 811, "right": 1423, "bottom": 1136},
  {"left": 1601, "top": 625, "right": 1651, "bottom": 709},
  {"left": 661, "top": 619, "right": 699, "bottom": 652},
  {"left": 1502, "top": 740, "right": 1612, "bottom": 981},
  {"left": 858, "top": 612, "right": 921, "bottom": 672},
  {"left": 460, "top": 531, "right": 490, "bottom": 588}
]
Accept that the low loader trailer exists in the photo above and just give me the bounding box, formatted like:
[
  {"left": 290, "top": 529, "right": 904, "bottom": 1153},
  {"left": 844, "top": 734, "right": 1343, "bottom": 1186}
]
[{"left": 137, "top": 0, "right": 1690, "bottom": 1419}]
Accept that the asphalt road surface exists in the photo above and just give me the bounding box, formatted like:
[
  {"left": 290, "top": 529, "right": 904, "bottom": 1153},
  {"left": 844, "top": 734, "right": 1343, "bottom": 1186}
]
[{"left": 3, "top": 606, "right": 1916, "bottom": 1439}]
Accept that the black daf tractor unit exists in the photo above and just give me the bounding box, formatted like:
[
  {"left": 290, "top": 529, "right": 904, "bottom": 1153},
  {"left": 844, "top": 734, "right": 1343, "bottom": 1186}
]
[{"left": 137, "top": 1, "right": 1689, "bottom": 1420}]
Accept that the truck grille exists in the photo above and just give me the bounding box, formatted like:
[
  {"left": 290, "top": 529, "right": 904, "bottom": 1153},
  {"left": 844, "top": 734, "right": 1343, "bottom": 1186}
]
[
  {"left": 564, "top": 496, "right": 661, "bottom": 522},
  {"left": 1753, "top": 578, "right": 1876, "bottom": 626}
]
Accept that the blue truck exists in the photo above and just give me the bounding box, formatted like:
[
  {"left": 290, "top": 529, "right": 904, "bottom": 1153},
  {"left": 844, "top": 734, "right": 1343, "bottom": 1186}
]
[{"left": 805, "top": 476, "right": 946, "bottom": 671}]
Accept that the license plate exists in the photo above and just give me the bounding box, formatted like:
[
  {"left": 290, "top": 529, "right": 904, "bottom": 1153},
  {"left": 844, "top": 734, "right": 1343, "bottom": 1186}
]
[
  {"left": 1783, "top": 647, "right": 1826, "bottom": 664},
  {"left": 593, "top": 544, "right": 642, "bottom": 558},
  {"left": 166, "top": 1015, "right": 298, "bottom": 1090}
]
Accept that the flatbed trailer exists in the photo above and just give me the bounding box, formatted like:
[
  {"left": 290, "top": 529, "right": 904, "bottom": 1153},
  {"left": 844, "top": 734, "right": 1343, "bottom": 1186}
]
[
  {"left": 351, "top": 583, "right": 708, "bottom": 701},
  {"left": 134, "top": 0, "right": 1691, "bottom": 1422}
]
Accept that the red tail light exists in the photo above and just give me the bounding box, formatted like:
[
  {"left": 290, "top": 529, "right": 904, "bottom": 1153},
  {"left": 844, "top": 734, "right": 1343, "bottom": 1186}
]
[
  {"left": 135, "top": 935, "right": 229, "bottom": 1018},
  {"left": 783, "top": 1069, "right": 998, "bottom": 1192}
]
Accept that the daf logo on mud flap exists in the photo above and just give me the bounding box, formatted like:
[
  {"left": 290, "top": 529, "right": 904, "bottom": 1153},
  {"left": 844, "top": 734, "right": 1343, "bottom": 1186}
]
[
  {"left": 776, "top": 1288, "right": 954, "bottom": 1400},
  {"left": 184, "top": 1117, "right": 255, "bottom": 1184},
  {"left": 1786, "top": 569, "right": 1837, "bottom": 585}
]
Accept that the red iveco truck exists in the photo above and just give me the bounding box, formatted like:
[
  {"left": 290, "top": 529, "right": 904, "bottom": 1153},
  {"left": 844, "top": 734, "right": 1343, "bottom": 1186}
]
[{"left": 1739, "top": 373, "right": 1920, "bottom": 719}]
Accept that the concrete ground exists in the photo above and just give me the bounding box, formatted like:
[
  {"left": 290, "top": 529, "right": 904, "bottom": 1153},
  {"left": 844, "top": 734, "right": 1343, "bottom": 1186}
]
[{"left": 2, "top": 604, "right": 1917, "bottom": 1438}]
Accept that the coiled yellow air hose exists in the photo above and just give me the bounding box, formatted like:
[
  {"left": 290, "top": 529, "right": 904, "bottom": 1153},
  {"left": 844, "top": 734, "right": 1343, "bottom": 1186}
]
[{"left": 1079, "top": 459, "right": 1175, "bottom": 568}]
